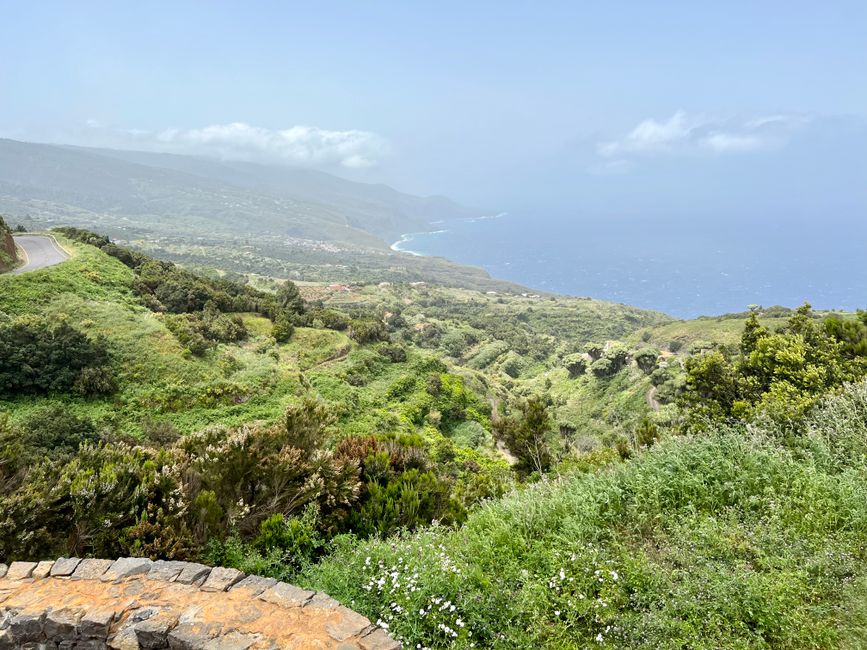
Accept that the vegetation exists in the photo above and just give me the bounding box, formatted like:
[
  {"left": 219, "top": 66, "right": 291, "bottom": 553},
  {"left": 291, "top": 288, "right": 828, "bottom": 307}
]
[
  {"left": 0, "top": 215, "right": 19, "bottom": 272},
  {"left": 2, "top": 229, "right": 867, "bottom": 648}
]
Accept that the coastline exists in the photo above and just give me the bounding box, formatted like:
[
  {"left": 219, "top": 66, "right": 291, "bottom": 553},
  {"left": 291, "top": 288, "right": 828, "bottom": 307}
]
[
  {"left": 389, "top": 231, "right": 427, "bottom": 256},
  {"left": 390, "top": 212, "right": 507, "bottom": 257},
  {"left": 389, "top": 228, "right": 450, "bottom": 256}
]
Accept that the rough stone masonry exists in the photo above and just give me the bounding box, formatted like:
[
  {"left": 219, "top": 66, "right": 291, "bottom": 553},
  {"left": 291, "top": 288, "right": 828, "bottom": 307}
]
[{"left": 0, "top": 558, "right": 399, "bottom": 649}]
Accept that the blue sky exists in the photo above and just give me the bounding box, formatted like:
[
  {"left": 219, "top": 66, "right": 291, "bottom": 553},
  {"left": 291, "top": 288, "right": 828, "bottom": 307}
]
[{"left": 1, "top": 1, "right": 865, "bottom": 211}]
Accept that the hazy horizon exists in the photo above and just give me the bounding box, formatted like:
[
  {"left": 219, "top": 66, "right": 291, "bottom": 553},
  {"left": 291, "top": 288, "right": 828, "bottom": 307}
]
[
  {"left": 2, "top": 2, "right": 865, "bottom": 315},
  {"left": 2, "top": 2, "right": 865, "bottom": 215}
]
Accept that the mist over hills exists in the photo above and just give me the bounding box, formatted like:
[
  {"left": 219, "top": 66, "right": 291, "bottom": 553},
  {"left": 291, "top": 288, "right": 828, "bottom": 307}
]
[{"left": 0, "top": 138, "right": 478, "bottom": 248}]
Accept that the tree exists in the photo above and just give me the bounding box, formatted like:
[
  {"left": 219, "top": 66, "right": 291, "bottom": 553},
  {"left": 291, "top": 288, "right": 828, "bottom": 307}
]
[
  {"left": 633, "top": 348, "right": 659, "bottom": 374},
  {"left": 494, "top": 396, "right": 555, "bottom": 475},
  {"left": 272, "top": 314, "right": 295, "bottom": 343},
  {"left": 276, "top": 280, "right": 305, "bottom": 315},
  {"left": 563, "top": 353, "right": 587, "bottom": 378},
  {"left": 680, "top": 303, "right": 867, "bottom": 429},
  {"left": 584, "top": 342, "right": 604, "bottom": 361}
]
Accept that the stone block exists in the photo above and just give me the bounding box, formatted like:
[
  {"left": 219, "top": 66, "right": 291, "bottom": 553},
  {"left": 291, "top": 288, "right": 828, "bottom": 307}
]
[
  {"left": 174, "top": 563, "right": 211, "bottom": 586},
  {"left": 360, "top": 628, "right": 401, "bottom": 650},
  {"left": 80, "top": 609, "right": 116, "bottom": 640},
  {"left": 31, "top": 561, "right": 54, "bottom": 579},
  {"left": 107, "top": 621, "right": 139, "bottom": 650},
  {"left": 147, "top": 561, "right": 187, "bottom": 583},
  {"left": 167, "top": 622, "right": 221, "bottom": 650},
  {"left": 101, "top": 558, "right": 153, "bottom": 583},
  {"left": 200, "top": 567, "right": 244, "bottom": 592},
  {"left": 307, "top": 592, "right": 341, "bottom": 610},
  {"left": 71, "top": 559, "right": 113, "bottom": 581},
  {"left": 8, "top": 611, "right": 45, "bottom": 642},
  {"left": 0, "top": 565, "right": 7, "bottom": 579},
  {"left": 258, "top": 582, "right": 314, "bottom": 608},
  {"left": 134, "top": 616, "right": 178, "bottom": 649},
  {"left": 44, "top": 608, "right": 83, "bottom": 640},
  {"left": 229, "top": 575, "right": 276, "bottom": 597},
  {"left": 5, "top": 562, "right": 37, "bottom": 581},
  {"left": 65, "top": 641, "right": 107, "bottom": 650},
  {"left": 49, "top": 558, "right": 81, "bottom": 578},
  {"left": 326, "top": 606, "right": 372, "bottom": 642}
]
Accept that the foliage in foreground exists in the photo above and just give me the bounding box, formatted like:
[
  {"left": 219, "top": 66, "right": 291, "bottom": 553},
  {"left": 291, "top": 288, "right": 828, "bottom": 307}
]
[
  {"left": 301, "top": 383, "right": 867, "bottom": 649},
  {"left": 682, "top": 304, "right": 867, "bottom": 427}
]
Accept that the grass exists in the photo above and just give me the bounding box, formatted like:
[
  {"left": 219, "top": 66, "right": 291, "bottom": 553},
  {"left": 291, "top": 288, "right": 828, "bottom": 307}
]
[{"left": 301, "top": 391, "right": 867, "bottom": 648}]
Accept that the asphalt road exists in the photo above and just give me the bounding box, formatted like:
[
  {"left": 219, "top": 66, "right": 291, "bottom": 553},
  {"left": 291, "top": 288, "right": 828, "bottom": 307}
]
[{"left": 10, "top": 235, "right": 70, "bottom": 274}]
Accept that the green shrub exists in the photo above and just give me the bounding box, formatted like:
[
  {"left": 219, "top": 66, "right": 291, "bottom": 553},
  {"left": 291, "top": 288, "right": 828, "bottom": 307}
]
[
  {"left": 563, "top": 353, "right": 587, "bottom": 378},
  {"left": 272, "top": 314, "right": 295, "bottom": 343},
  {"left": 0, "top": 316, "right": 114, "bottom": 395},
  {"left": 633, "top": 347, "right": 659, "bottom": 374}
]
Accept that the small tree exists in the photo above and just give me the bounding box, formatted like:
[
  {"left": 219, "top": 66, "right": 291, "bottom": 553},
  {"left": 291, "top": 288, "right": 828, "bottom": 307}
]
[
  {"left": 563, "top": 353, "right": 587, "bottom": 378},
  {"left": 494, "top": 396, "right": 555, "bottom": 475},
  {"left": 584, "top": 342, "right": 604, "bottom": 361},
  {"left": 272, "top": 315, "right": 295, "bottom": 343},
  {"left": 634, "top": 347, "right": 659, "bottom": 374},
  {"left": 276, "top": 281, "right": 305, "bottom": 315}
]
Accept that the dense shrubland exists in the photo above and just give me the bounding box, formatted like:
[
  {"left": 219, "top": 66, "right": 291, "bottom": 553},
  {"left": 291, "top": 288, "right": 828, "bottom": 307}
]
[{"left": 3, "top": 231, "right": 867, "bottom": 647}]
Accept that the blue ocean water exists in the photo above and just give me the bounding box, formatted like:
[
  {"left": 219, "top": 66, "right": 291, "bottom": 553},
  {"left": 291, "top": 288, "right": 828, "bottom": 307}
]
[{"left": 392, "top": 213, "right": 867, "bottom": 318}]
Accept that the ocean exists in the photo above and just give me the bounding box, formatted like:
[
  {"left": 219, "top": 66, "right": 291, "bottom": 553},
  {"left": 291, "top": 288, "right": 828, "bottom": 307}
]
[{"left": 391, "top": 212, "right": 867, "bottom": 319}]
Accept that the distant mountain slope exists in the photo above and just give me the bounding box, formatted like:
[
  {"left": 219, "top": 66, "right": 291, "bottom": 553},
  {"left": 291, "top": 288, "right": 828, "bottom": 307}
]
[
  {"left": 0, "top": 138, "right": 526, "bottom": 292},
  {"left": 76, "top": 146, "right": 481, "bottom": 238},
  {"left": 0, "top": 139, "right": 479, "bottom": 247}
]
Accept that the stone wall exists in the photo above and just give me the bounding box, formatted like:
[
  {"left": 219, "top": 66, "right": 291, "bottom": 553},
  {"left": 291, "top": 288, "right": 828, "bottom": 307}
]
[{"left": 0, "top": 558, "right": 399, "bottom": 650}]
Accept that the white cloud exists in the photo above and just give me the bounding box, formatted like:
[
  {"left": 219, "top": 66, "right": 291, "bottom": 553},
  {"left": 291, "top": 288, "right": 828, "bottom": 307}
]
[
  {"left": 153, "top": 122, "right": 388, "bottom": 168},
  {"left": 79, "top": 120, "right": 388, "bottom": 169},
  {"left": 702, "top": 133, "right": 763, "bottom": 153},
  {"left": 598, "top": 111, "right": 807, "bottom": 158}
]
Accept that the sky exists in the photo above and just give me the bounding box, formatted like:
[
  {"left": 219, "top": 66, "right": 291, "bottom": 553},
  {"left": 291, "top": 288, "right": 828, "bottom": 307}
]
[{"left": 1, "top": 1, "right": 865, "bottom": 215}]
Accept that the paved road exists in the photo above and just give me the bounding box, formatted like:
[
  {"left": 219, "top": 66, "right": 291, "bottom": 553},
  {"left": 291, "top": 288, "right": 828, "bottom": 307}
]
[{"left": 10, "top": 235, "right": 70, "bottom": 274}]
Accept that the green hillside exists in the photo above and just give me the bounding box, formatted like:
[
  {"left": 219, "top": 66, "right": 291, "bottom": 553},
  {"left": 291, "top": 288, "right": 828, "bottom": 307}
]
[
  {"left": 3, "top": 230, "right": 867, "bottom": 648},
  {"left": 0, "top": 139, "right": 525, "bottom": 292}
]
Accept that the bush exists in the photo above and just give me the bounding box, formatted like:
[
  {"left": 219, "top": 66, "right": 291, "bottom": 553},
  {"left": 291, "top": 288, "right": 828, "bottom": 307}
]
[
  {"left": 563, "top": 353, "right": 587, "bottom": 378},
  {"left": 165, "top": 309, "right": 247, "bottom": 355},
  {"left": 633, "top": 347, "right": 659, "bottom": 374},
  {"left": 21, "top": 406, "right": 99, "bottom": 454},
  {"left": 500, "top": 351, "right": 525, "bottom": 378},
  {"left": 349, "top": 319, "right": 388, "bottom": 344},
  {"left": 0, "top": 316, "right": 115, "bottom": 395},
  {"left": 272, "top": 315, "right": 295, "bottom": 343},
  {"left": 378, "top": 343, "right": 407, "bottom": 363}
]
